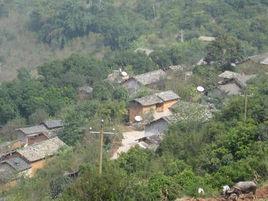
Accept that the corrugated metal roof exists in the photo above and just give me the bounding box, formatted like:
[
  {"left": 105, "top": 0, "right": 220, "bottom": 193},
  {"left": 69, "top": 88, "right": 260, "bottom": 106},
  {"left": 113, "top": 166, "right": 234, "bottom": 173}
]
[{"left": 17, "top": 137, "right": 66, "bottom": 162}]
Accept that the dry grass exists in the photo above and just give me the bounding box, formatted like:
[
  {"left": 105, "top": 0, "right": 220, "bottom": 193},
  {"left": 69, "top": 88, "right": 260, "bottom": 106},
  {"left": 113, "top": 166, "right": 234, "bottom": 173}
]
[{"left": 0, "top": 11, "right": 108, "bottom": 82}]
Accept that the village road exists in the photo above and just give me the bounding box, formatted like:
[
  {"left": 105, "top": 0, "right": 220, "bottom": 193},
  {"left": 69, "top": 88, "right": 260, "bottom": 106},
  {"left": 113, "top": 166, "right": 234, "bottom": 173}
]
[{"left": 111, "top": 130, "right": 145, "bottom": 159}]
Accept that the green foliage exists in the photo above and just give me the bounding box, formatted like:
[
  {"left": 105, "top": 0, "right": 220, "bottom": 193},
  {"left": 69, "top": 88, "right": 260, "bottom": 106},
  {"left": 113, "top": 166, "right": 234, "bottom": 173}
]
[
  {"left": 60, "top": 162, "right": 154, "bottom": 201},
  {"left": 0, "top": 0, "right": 9, "bottom": 18},
  {"left": 39, "top": 54, "right": 108, "bottom": 88},
  {"left": 28, "top": 0, "right": 147, "bottom": 49},
  {"left": 17, "top": 68, "right": 31, "bottom": 81},
  {"left": 5, "top": 142, "right": 99, "bottom": 201},
  {"left": 1, "top": 1, "right": 268, "bottom": 201},
  {"left": 106, "top": 51, "right": 158, "bottom": 74},
  {"left": 150, "top": 39, "right": 206, "bottom": 67},
  {"left": 59, "top": 98, "right": 127, "bottom": 145},
  {"left": 205, "top": 34, "right": 244, "bottom": 70},
  {"left": 50, "top": 176, "right": 72, "bottom": 199},
  {"left": 28, "top": 109, "right": 49, "bottom": 125},
  {"left": 118, "top": 147, "right": 153, "bottom": 174}
]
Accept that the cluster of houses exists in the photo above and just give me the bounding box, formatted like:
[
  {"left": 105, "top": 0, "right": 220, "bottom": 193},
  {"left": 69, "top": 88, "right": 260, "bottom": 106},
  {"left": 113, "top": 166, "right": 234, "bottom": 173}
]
[
  {"left": 1, "top": 51, "right": 266, "bottom": 187},
  {"left": 106, "top": 68, "right": 213, "bottom": 151},
  {"left": 0, "top": 120, "right": 66, "bottom": 186},
  {"left": 108, "top": 60, "right": 261, "bottom": 151},
  {"left": 217, "top": 70, "right": 256, "bottom": 95}
]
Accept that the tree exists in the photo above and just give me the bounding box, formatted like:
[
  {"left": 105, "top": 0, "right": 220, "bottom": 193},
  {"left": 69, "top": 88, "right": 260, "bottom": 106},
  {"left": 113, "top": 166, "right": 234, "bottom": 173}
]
[
  {"left": 17, "top": 68, "right": 31, "bottom": 81},
  {"left": 205, "top": 34, "right": 244, "bottom": 70},
  {"left": 0, "top": 0, "right": 9, "bottom": 18}
]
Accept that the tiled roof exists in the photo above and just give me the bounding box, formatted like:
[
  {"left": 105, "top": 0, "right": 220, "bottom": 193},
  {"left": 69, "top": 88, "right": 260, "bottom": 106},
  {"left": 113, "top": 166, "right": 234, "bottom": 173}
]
[
  {"left": 17, "top": 137, "right": 66, "bottom": 162},
  {"left": 42, "top": 120, "right": 64, "bottom": 129},
  {"left": 134, "top": 90, "right": 180, "bottom": 106},
  {"left": 78, "top": 86, "right": 93, "bottom": 94},
  {"left": 134, "top": 94, "right": 162, "bottom": 106},
  {"left": 1, "top": 157, "right": 30, "bottom": 172},
  {"left": 155, "top": 90, "right": 180, "bottom": 102},
  {"left": 170, "top": 101, "right": 213, "bottom": 121},
  {"left": 218, "top": 71, "right": 256, "bottom": 89},
  {"left": 17, "top": 125, "right": 49, "bottom": 136},
  {"left": 249, "top": 52, "right": 268, "bottom": 64},
  {"left": 133, "top": 69, "right": 167, "bottom": 85},
  {"left": 0, "top": 163, "right": 15, "bottom": 182},
  {"left": 261, "top": 58, "right": 268, "bottom": 65},
  {"left": 218, "top": 71, "right": 239, "bottom": 79},
  {"left": 218, "top": 83, "right": 241, "bottom": 95}
]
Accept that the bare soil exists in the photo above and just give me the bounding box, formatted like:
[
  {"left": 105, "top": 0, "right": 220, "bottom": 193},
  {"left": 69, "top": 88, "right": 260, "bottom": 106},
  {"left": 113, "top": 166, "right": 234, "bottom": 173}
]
[{"left": 177, "top": 185, "right": 268, "bottom": 201}]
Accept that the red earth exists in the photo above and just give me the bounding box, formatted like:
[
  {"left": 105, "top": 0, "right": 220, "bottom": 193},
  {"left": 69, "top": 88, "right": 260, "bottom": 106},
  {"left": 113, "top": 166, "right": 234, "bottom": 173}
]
[{"left": 178, "top": 185, "right": 268, "bottom": 201}]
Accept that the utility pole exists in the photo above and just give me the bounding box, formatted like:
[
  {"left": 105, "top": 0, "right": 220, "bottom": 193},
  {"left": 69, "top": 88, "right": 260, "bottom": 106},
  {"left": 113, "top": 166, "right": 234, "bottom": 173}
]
[
  {"left": 88, "top": 120, "right": 116, "bottom": 175},
  {"left": 99, "top": 119, "right": 104, "bottom": 175}
]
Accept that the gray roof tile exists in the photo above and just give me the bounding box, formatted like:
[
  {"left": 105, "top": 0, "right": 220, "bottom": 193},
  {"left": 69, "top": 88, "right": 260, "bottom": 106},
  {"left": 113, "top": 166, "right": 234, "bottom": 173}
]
[
  {"left": 134, "top": 69, "right": 167, "bottom": 85},
  {"left": 17, "top": 137, "right": 66, "bottom": 162},
  {"left": 133, "top": 90, "right": 180, "bottom": 106},
  {"left": 155, "top": 90, "right": 180, "bottom": 102},
  {"left": 42, "top": 120, "right": 64, "bottom": 129},
  {"left": 17, "top": 125, "right": 48, "bottom": 135},
  {"left": 134, "top": 95, "right": 163, "bottom": 106},
  {"left": 2, "top": 157, "right": 30, "bottom": 172}
]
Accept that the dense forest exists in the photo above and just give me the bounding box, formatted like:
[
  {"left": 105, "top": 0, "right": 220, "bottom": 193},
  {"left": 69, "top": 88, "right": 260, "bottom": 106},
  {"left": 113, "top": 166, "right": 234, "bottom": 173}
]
[
  {"left": 0, "top": 0, "right": 268, "bottom": 80},
  {"left": 0, "top": 0, "right": 268, "bottom": 201}
]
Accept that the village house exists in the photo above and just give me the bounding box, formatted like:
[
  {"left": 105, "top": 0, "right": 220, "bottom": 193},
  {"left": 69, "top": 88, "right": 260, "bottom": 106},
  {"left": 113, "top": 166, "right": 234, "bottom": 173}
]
[
  {"left": 41, "top": 119, "right": 64, "bottom": 131},
  {"left": 144, "top": 115, "right": 176, "bottom": 137},
  {"left": 128, "top": 90, "right": 180, "bottom": 122},
  {"left": 14, "top": 137, "right": 66, "bottom": 177},
  {"left": 123, "top": 69, "right": 167, "bottom": 94},
  {"left": 237, "top": 52, "right": 268, "bottom": 74},
  {"left": 144, "top": 101, "right": 213, "bottom": 138},
  {"left": 217, "top": 70, "right": 256, "bottom": 95},
  {"left": 0, "top": 157, "right": 30, "bottom": 185},
  {"left": 77, "top": 85, "right": 93, "bottom": 100},
  {"left": 247, "top": 52, "right": 268, "bottom": 66},
  {"left": 106, "top": 69, "right": 129, "bottom": 84},
  {"left": 137, "top": 101, "right": 214, "bottom": 151},
  {"left": 16, "top": 125, "right": 51, "bottom": 146},
  {"left": 137, "top": 135, "right": 163, "bottom": 151}
]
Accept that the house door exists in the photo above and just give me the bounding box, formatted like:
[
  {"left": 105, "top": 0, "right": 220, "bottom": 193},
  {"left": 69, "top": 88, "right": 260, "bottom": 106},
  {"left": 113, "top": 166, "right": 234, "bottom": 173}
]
[{"left": 156, "top": 103, "right": 164, "bottom": 112}]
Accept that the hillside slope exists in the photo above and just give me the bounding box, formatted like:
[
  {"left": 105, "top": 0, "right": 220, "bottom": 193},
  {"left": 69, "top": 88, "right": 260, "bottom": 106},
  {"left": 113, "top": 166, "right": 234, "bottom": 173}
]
[{"left": 0, "top": 0, "right": 267, "bottom": 81}]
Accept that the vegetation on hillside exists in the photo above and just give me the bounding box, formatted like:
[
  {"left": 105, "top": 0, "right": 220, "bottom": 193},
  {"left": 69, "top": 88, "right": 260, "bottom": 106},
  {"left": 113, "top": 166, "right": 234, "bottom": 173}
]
[
  {"left": 0, "top": 0, "right": 268, "bottom": 200},
  {"left": 0, "top": 0, "right": 267, "bottom": 81},
  {"left": 3, "top": 74, "right": 267, "bottom": 201}
]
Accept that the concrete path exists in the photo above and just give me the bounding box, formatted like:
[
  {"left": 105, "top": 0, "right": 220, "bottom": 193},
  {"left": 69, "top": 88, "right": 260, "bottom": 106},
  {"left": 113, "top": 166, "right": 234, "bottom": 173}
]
[{"left": 111, "top": 130, "right": 145, "bottom": 159}]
